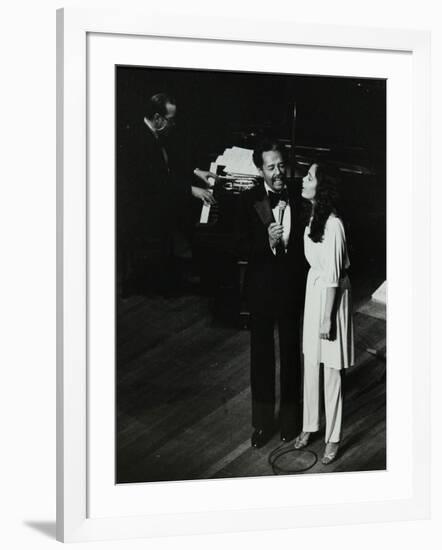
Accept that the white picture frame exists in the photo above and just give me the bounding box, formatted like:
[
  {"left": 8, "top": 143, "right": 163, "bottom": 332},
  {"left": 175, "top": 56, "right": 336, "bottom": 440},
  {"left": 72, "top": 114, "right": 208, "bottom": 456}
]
[{"left": 56, "top": 7, "right": 431, "bottom": 543}]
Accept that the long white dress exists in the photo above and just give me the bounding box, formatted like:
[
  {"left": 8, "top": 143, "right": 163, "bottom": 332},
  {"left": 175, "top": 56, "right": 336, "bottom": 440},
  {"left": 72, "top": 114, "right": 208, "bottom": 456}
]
[{"left": 302, "top": 214, "right": 354, "bottom": 370}]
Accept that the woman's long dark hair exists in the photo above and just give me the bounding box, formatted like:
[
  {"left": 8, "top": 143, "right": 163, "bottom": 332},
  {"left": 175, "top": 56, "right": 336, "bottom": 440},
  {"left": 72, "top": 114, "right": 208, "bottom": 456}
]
[{"left": 307, "top": 162, "right": 342, "bottom": 243}]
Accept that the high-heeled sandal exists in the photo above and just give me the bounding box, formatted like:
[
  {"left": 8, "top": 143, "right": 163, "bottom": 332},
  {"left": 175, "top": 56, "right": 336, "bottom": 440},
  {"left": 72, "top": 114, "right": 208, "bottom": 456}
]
[
  {"left": 294, "top": 431, "right": 311, "bottom": 449},
  {"left": 321, "top": 442, "right": 339, "bottom": 465}
]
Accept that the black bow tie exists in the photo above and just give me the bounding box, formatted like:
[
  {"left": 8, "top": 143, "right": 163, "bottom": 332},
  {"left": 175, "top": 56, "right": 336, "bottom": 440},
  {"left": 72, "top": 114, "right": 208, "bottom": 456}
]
[{"left": 268, "top": 189, "right": 289, "bottom": 209}]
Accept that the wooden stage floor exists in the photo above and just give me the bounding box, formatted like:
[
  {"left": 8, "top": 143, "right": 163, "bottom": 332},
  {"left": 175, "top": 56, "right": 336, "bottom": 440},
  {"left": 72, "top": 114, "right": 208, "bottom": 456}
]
[{"left": 116, "top": 289, "right": 386, "bottom": 484}]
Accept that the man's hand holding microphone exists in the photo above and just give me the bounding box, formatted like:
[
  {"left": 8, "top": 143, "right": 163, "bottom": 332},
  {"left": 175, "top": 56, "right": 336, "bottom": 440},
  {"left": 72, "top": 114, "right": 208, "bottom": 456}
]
[{"left": 268, "top": 200, "right": 287, "bottom": 250}]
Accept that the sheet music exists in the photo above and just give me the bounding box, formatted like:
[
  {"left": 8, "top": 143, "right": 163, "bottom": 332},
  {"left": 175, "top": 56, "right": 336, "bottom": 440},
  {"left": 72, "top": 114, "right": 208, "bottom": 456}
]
[{"left": 215, "top": 147, "right": 259, "bottom": 177}]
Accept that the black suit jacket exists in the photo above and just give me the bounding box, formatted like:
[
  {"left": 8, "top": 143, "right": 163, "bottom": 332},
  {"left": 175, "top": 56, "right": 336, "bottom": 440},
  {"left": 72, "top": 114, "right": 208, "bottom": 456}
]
[
  {"left": 237, "top": 181, "right": 307, "bottom": 316},
  {"left": 117, "top": 119, "right": 190, "bottom": 262}
]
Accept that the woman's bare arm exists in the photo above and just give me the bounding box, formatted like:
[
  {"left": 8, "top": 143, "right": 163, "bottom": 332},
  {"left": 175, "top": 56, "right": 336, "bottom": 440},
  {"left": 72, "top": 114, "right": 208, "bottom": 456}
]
[{"left": 320, "top": 287, "right": 336, "bottom": 340}]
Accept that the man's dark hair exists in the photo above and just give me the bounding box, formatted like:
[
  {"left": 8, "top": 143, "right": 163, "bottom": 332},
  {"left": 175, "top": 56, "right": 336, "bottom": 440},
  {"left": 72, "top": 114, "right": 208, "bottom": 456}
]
[
  {"left": 252, "top": 139, "right": 287, "bottom": 169},
  {"left": 145, "top": 92, "right": 176, "bottom": 119}
]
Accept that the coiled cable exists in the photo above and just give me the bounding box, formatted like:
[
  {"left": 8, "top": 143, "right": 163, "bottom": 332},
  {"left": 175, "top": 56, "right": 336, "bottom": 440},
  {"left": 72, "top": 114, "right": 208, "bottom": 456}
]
[{"left": 268, "top": 442, "right": 318, "bottom": 475}]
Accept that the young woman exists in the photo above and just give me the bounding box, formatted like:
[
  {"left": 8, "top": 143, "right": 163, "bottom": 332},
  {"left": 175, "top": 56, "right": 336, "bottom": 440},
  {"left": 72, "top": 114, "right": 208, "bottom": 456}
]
[{"left": 294, "top": 163, "right": 354, "bottom": 464}]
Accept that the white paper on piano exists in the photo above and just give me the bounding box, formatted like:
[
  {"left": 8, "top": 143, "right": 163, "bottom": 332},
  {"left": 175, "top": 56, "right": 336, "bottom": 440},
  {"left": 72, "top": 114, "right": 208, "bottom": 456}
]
[{"left": 215, "top": 146, "right": 259, "bottom": 177}]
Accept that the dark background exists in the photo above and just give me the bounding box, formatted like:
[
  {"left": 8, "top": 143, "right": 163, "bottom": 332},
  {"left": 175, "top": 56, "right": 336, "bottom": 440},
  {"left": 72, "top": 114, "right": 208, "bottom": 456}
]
[{"left": 117, "top": 65, "right": 386, "bottom": 170}]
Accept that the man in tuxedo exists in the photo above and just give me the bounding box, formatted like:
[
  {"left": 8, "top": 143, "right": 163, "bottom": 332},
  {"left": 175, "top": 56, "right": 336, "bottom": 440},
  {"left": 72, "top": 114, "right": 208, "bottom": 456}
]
[
  {"left": 117, "top": 92, "right": 215, "bottom": 297},
  {"left": 238, "top": 139, "right": 306, "bottom": 448}
]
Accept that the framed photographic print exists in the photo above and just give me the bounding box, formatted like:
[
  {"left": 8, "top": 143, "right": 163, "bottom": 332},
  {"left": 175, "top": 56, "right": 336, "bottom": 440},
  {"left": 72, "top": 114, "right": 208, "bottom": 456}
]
[{"left": 57, "top": 7, "right": 430, "bottom": 543}]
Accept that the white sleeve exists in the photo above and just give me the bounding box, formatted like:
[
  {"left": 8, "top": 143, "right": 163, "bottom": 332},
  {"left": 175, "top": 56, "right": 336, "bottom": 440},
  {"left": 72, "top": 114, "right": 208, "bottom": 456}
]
[{"left": 320, "top": 217, "right": 346, "bottom": 288}]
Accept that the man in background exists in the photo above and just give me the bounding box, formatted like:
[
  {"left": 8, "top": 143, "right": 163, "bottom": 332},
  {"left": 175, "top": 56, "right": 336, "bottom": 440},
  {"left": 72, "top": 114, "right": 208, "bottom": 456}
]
[{"left": 117, "top": 92, "right": 216, "bottom": 297}]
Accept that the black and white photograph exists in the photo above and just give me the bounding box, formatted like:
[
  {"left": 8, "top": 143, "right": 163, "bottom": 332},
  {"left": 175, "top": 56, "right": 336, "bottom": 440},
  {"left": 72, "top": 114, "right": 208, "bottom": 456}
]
[
  {"left": 116, "top": 65, "right": 386, "bottom": 484},
  {"left": 1, "top": 0, "right": 437, "bottom": 545}
]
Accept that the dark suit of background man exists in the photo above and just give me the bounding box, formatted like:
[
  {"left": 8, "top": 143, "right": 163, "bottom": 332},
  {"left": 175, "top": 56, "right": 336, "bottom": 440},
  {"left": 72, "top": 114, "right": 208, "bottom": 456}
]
[
  {"left": 238, "top": 140, "right": 306, "bottom": 448},
  {"left": 117, "top": 92, "right": 215, "bottom": 297}
]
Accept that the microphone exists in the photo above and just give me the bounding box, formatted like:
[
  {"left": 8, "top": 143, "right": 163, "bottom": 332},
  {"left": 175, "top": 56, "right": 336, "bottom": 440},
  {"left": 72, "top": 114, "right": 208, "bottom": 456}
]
[
  {"left": 278, "top": 200, "right": 287, "bottom": 225},
  {"left": 274, "top": 200, "right": 287, "bottom": 254}
]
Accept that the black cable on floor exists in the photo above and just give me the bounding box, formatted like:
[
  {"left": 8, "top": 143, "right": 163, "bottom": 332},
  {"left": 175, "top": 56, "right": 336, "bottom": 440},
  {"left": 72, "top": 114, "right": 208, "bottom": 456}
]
[{"left": 268, "top": 442, "right": 318, "bottom": 475}]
